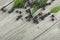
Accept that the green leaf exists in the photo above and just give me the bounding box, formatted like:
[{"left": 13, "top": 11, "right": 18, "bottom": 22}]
[
  {"left": 13, "top": 0, "right": 25, "bottom": 8},
  {"left": 51, "top": 6, "right": 60, "bottom": 13},
  {"left": 32, "top": 5, "right": 40, "bottom": 14},
  {"left": 34, "top": 0, "right": 48, "bottom": 6},
  {"left": 32, "top": 0, "right": 48, "bottom": 14}
]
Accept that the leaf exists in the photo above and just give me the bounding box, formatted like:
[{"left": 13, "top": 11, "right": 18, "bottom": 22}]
[
  {"left": 34, "top": 0, "right": 48, "bottom": 5},
  {"left": 32, "top": 5, "right": 40, "bottom": 14},
  {"left": 32, "top": 0, "right": 48, "bottom": 14},
  {"left": 51, "top": 6, "right": 60, "bottom": 13},
  {"left": 13, "top": 0, "right": 25, "bottom": 8}
]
